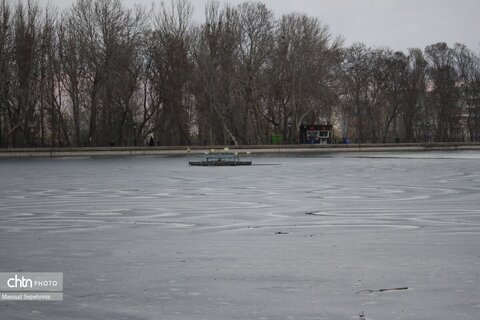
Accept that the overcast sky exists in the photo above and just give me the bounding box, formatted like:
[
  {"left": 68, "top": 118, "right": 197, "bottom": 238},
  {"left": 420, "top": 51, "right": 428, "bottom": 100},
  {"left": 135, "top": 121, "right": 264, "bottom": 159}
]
[{"left": 38, "top": 0, "right": 480, "bottom": 53}]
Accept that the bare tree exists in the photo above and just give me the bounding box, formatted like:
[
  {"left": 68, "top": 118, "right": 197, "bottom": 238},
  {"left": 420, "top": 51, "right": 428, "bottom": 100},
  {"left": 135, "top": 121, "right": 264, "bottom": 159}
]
[
  {"left": 10, "top": 0, "right": 41, "bottom": 147},
  {"left": 58, "top": 14, "right": 84, "bottom": 146},
  {"left": 342, "top": 44, "right": 387, "bottom": 143},
  {"left": 402, "top": 48, "right": 427, "bottom": 142},
  {"left": 147, "top": 0, "right": 193, "bottom": 146},
  {"left": 235, "top": 1, "right": 275, "bottom": 144},
  {"left": 380, "top": 50, "right": 405, "bottom": 143},
  {"left": 192, "top": 2, "right": 242, "bottom": 146},
  {"left": 470, "top": 66, "right": 480, "bottom": 141},
  {"left": 1, "top": 1, "right": 69, "bottom": 147},
  {"left": 0, "top": 0, "right": 12, "bottom": 147},
  {"left": 65, "top": 0, "right": 147, "bottom": 146},
  {"left": 38, "top": 7, "right": 71, "bottom": 147},
  {"left": 453, "top": 43, "right": 480, "bottom": 141},
  {"left": 269, "top": 13, "right": 342, "bottom": 143},
  {"left": 425, "top": 43, "right": 461, "bottom": 142}
]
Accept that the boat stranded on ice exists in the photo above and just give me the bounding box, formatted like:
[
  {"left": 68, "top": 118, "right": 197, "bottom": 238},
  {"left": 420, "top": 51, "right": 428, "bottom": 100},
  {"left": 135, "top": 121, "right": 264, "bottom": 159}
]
[{"left": 188, "top": 148, "right": 252, "bottom": 166}]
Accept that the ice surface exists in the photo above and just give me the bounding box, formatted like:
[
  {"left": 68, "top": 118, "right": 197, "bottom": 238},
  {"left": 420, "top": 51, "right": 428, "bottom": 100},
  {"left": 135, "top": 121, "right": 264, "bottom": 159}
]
[{"left": 1, "top": 151, "right": 480, "bottom": 319}]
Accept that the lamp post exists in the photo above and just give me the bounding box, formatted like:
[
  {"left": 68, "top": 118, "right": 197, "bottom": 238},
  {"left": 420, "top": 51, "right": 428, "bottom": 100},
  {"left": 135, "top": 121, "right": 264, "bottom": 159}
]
[
  {"left": 29, "top": 122, "right": 35, "bottom": 147},
  {"left": 287, "top": 124, "right": 291, "bottom": 144},
  {"left": 424, "top": 121, "right": 431, "bottom": 142},
  {"left": 133, "top": 124, "right": 137, "bottom": 146},
  {"left": 476, "top": 104, "right": 479, "bottom": 142}
]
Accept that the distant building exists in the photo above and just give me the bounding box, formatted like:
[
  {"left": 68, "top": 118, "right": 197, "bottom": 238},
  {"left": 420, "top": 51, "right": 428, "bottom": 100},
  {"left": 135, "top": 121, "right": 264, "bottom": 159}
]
[{"left": 299, "top": 124, "right": 333, "bottom": 144}]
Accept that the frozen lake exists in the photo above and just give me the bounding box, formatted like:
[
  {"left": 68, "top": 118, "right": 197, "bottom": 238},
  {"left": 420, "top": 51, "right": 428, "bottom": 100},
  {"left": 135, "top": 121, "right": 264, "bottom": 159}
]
[{"left": 1, "top": 151, "right": 479, "bottom": 319}]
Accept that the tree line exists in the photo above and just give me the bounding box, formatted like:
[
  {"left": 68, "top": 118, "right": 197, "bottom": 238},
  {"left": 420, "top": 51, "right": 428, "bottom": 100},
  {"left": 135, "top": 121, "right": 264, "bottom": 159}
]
[{"left": 0, "top": 0, "right": 479, "bottom": 148}]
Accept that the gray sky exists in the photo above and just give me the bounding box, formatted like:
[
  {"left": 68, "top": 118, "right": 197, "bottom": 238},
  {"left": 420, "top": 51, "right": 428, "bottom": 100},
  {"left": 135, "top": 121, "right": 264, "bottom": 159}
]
[{"left": 38, "top": 0, "right": 480, "bottom": 53}]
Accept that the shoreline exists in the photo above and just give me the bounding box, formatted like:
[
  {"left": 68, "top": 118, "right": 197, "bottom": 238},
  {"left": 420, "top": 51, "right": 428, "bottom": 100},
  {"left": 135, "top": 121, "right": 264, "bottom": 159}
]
[{"left": 1, "top": 142, "right": 480, "bottom": 158}]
